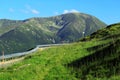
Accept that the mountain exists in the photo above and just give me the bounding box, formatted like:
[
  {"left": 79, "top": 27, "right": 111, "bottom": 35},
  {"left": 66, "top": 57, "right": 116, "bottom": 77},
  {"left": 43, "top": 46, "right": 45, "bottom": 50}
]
[
  {"left": 0, "top": 19, "right": 22, "bottom": 35},
  {"left": 0, "top": 13, "right": 106, "bottom": 55},
  {"left": 0, "top": 23, "right": 120, "bottom": 80},
  {"left": 56, "top": 13, "right": 106, "bottom": 41}
]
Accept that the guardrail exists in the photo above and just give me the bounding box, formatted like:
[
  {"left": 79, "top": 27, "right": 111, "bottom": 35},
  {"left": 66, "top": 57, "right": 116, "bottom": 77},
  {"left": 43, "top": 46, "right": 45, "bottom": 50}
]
[{"left": 0, "top": 44, "right": 66, "bottom": 60}]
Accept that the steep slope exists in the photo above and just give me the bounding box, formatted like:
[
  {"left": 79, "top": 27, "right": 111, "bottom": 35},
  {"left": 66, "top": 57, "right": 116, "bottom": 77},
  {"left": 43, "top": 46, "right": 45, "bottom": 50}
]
[
  {"left": 0, "top": 23, "right": 120, "bottom": 80},
  {"left": 56, "top": 13, "right": 106, "bottom": 41},
  {"left": 0, "top": 23, "right": 58, "bottom": 54},
  {"left": 0, "top": 39, "right": 109, "bottom": 80},
  {"left": 0, "top": 19, "right": 22, "bottom": 36},
  {"left": 85, "top": 23, "right": 120, "bottom": 40},
  {"left": 68, "top": 23, "right": 120, "bottom": 79},
  {"left": 0, "top": 13, "right": 106, "bottom": 55}
]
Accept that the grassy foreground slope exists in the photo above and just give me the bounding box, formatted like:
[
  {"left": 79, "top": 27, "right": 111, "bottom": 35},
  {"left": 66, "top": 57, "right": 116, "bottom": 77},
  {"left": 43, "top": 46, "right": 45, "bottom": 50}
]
[{"left": 0, "top": 23, "right": 120, "bottom": 80}]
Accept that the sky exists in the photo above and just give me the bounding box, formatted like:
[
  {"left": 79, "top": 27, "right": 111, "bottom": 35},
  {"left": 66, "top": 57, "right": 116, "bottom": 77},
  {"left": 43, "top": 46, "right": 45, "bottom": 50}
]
[{"left": 0, "top": 0, "right": 120, "bottom": 24}]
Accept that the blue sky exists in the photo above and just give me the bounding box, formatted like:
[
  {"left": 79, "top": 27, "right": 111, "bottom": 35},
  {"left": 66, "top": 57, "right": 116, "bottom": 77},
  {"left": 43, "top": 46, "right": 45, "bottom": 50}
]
[{"left": 0, "top": 0, "right": 120, "bottom": 24}]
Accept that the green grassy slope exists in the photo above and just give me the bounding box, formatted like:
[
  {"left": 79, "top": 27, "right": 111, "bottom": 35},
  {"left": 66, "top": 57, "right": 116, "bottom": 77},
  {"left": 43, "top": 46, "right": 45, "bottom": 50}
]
[
  {"left": 68, "top": 23, "right": 120, "bottom": 80},
  {"left": 81, "top": 23, "right": 120, "bottom": 41},
  {"left": 0, "top": 13, "right": 106, "bottom": 55},
  {"left": 0, "top": 40, "right": 108, "bottom": 80},
  {"left": 0, "top": 23, "right": 119, "bottom": 80}
]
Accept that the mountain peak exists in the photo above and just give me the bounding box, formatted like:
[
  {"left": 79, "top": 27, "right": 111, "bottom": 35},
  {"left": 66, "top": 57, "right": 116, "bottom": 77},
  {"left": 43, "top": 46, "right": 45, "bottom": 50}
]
[{"left": 0, "top": 13, "right": 107, "bottom": 54}]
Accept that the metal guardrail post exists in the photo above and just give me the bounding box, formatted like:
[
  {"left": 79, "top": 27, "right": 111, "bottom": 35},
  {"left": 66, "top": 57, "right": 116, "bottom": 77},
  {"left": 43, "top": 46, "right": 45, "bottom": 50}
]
[{"left": 2, "top": 51, "right": 4, "bottom": 63}]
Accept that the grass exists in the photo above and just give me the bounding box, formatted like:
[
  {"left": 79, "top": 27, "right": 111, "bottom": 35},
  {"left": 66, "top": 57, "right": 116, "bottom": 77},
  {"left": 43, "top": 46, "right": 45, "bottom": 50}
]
[
  {"left": 0, "top": 23, "right": 120, "bottom": 80},
  {"left": 0, "top": 39, "right": 112, "bottom": 80}
]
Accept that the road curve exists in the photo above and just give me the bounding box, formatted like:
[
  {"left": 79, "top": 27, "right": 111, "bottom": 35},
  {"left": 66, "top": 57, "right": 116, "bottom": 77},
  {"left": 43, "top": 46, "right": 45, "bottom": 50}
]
[{"left": 0, "top": 44, "right": 66, "bottom": 60}]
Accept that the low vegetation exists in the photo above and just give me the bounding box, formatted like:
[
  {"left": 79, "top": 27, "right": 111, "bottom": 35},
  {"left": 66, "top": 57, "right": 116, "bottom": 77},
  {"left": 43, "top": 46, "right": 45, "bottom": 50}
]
[{"left": 0, "top": 23, "right": 120, "bottom": 80}]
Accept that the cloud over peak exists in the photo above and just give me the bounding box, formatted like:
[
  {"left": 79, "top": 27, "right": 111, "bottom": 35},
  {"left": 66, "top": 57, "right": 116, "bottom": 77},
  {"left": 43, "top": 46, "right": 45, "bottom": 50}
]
[{"left": 63, "top": 9, "right": 79, "bottom": 14}]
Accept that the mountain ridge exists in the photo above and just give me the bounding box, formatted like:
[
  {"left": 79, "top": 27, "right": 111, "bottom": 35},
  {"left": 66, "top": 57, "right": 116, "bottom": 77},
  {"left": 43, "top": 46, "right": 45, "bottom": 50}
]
[
  {"left": 0, "top": 13, "right": 106, "bottom": 55},
  {"left": 1, "top": 23, "right": 120, "bottom": 80}
]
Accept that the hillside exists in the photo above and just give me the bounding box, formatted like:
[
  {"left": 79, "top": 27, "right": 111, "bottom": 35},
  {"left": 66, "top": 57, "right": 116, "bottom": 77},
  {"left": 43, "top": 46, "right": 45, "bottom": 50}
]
[
  {"left": 68, "top": 23, "right": 120, "bottom": 79},
  {"left": 0, "top": 13, "right": 106, "bottom": 55},
  {"left": 0, "top": 19, "right": 22, "bottom": 36},
  {"left": 81, "top": 23, "right": 120, "bottom": 41},
  {"left": 0, "top": 23, "right": 120, "bottom": 80}
]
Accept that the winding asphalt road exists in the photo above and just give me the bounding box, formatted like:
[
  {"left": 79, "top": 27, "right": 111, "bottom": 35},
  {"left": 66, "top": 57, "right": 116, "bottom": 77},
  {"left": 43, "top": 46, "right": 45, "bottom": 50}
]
[{"left": 0, "top": 44, "right": 65, "bottom": 60}]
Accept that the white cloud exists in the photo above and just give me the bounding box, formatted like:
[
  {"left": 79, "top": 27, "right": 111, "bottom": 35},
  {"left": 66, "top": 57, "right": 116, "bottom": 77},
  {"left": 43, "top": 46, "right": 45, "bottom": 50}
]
[
  {"left": 9, "top": 8, "right": 14, "bottom": 12},
  {"left": 22, "top": 4, "right": 40, "bottom": 14},
  {"left": 63, "top": 10, "right": 69, "bottom": 14},
  {"left": 31, "top": 9, "right": 39, "bottom": 14},
  {"left": 63, "top": 9, "right": 79, "bottom": 14},
  {"left": 71, "top": 9, "right": 79, "bottom": 13}
]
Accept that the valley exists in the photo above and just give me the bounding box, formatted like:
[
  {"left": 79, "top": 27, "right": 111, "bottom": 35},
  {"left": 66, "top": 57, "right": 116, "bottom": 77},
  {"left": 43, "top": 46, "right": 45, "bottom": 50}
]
[
  {"left": 0, "top": 13, "right": 106, "bottom": 55},
  {"left": 0, "top": 0, "right": 119, "bottom": 80},
  {"left": 0, "top": 23, "right": 120, "bottom": 80}
]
